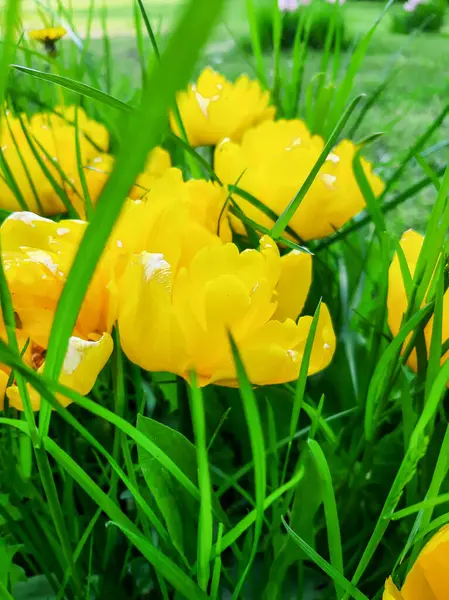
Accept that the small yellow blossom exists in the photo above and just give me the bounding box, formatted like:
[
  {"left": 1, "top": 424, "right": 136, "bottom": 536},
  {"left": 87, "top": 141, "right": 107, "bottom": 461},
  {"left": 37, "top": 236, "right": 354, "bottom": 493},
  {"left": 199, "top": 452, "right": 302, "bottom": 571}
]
[
  {"left": 82, "top": 146, "right": 172, "bottom": 203},
  {"left": 388, "top": 229, "right": 449, "bottom": 376},
  {"left": 383, "top": 525, "right": 449, "bottom": 599},
  {"left": 0, "top": 212, "right": 115, "bottom": 410},
  {"left": 117, "top": 234, "right": 335, "bottom": 387},
  {"left": 170, "top": 67, "right": 276, "bottom": 147},
  {"left": 215, "top": 120, "right": 384, "bottom": 241},
  {"left": 29, "top": 27, "right": 67, "bottom": 57},
  {"left": 0, "top": 106, "right": 109, "bottom": 216}
]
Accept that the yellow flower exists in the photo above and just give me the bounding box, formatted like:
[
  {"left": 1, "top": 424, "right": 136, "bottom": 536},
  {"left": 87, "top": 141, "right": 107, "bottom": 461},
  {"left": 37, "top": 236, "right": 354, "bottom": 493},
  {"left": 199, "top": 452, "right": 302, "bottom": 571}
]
[
  {"left": 0, "top": 212, "right": 114, "bottom": 411},
  {"left": 170, "top": 67, "right": 276, "bottom": 147},
  {"left": 387, "top": 229, "right": 449, "bottom": 376},
  {"left": 0, "top": 107, "right": 109, "bottom": 216},
  {"left": 29, "top": 27, "right": 67, "bottom": 57},
  {"left": 82, "top": 146, "right": 172, "bottom": 203},
  {"left": 117, "top": 234, "right": 335, "bottom": 386},
  {"left": 383, "top": 525, "right": 449, "bottom": 599},
  {"left": 215, "top": 120, "right": 384, "bottom": 241}
]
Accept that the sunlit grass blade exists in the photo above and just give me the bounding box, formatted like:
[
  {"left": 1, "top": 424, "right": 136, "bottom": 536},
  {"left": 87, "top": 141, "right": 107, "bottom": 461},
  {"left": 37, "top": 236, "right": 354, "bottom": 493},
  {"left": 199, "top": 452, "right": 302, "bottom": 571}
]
[
  {"left": 228, "top": 333, "right": 266, "bottom": 598},
  {"left": 270, "top": 94, "right": 364, "bottom": 240},
  {"left": 245, "top": 0, "right": 267, "bottom": 87},
  {"left": 39, "top": 0, "right": 225, "bottom": 438},
  {"left": 188, "top": 372, "right": 214, "bottom": 591},
  {"left": 324, "top": 0, "right": 393, "bottom": 137},
  {"left": 0, "top": 0, "right": 21, "bottom": 113}
]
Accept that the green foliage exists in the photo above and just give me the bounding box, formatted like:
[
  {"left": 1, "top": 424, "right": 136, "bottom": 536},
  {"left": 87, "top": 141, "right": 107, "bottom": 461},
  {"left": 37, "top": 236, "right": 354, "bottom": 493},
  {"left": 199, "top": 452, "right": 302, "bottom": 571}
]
[
  {"left": 0, "top": 0, "right": 449, "bottom": 599},
  {"left": 391, "top": 1, "right": 445, "bottom": 33},
  {"left": 243, "top": 2, "right": 349, "bottom": 52}
]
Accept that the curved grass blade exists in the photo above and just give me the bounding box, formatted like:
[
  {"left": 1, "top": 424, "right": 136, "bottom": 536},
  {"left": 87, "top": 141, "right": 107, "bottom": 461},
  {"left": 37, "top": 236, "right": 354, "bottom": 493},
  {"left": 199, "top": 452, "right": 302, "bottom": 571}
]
[
  {"left": 39, "top": 0, "right": 226, "bottom": 438},
  {"left": 11, "top": 65, "right": 133, "bottom": 113},
  {"left": 282, "top": 518, "right": 368, "bottom": 600},
  {"left": 270, "top": 94, "right": 364, "bottom": 240}
]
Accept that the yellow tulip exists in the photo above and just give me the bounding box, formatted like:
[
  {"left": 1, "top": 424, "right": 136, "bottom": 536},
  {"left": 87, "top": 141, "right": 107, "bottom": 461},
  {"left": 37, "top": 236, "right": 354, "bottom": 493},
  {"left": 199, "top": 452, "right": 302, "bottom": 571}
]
[
  {"left": 387, "top": 229, "right": 449, "bottom": 375},
  {"left": 215, "top": 120, "right": 384, "bottom": 241},
  {"left": 0, "top": 106, "right": 109, "bottom": 216},
  {"left": 170, "top": 67, "right": 276, "bottom": 147},
  {"left": 82, "top": 146, "right": 172, "bottom": 203},
  {"left": 383, "top": 525, "right": 449, "bottom": 599},
  {"left": 104, "top": 167, "right": 232, "bottom": 281},
  {"left": 0, "top": 212, "right": 114, "bottom": 411},
  {"left": 117, "top": 234, "right": 335, "bottom": 386}
]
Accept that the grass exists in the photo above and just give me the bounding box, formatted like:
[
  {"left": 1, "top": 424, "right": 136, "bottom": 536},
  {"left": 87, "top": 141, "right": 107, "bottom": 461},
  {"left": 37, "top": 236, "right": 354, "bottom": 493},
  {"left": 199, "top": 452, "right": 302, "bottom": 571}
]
[
  {"left": 1, "top": 0, "right": 449, "bottom": 599},
  {"left": 21, "top": 0, "right": 449, "bottom": 231}
]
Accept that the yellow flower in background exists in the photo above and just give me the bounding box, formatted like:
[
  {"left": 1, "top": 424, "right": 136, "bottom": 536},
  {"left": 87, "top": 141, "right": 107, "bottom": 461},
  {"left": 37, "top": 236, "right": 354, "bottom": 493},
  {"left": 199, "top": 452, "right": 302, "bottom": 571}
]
[
  {"left": 215, "top": 120, "right": 384, "bottom": 241},
  {"left": 118, "top": 235, "right": 335, "bottom": 386},
  {"left": 82, "top": 146, "right": 172, "bottom": 203},
  {"left": 383, "top": 525, "right": 449, "bottom": 599},
  {"left": 28, "top": 27, "right": 67, "bottom": 57},
  {"left": 0, "top": 106, "right": 109, "bottom": 216},
  {"left": 388, "top": 230, "right": 449, "bottom": 376},
  {"left": 0, "top": 212, "right": 115, "bottom": 411},
  {"left": 170, "top": 67, "right": 276, "bottom": 147}
]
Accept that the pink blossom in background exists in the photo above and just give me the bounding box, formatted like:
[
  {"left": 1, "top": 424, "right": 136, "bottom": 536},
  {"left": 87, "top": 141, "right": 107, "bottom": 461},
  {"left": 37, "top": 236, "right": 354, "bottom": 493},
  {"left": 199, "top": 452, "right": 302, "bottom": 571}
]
[
  {"left": 278, "top": 0, "right": 299, "bottom": 12},
  {"left": 326, "top": 0, "right": 346, "bottom": 5},
  {"left": 300, "top": 0, "right": 312, "bottom": 6},
  {"left": 403, "top": 0, "right": 421, "bottom": 11}
]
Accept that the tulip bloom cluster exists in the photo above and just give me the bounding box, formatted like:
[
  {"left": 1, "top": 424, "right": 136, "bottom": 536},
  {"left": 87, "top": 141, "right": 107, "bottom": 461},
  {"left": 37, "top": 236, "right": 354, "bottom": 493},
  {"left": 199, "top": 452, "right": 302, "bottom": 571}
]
[{"left": 0, "top": 67, "right": 390, "bottom": 411}]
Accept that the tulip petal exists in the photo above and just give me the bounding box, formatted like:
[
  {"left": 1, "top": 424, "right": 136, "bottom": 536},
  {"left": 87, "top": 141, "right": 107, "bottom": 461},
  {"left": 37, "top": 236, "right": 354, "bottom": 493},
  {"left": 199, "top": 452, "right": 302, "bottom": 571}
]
[
  {"left": 274, "top": 249, "right": 312, "bottom": 322},
  {"left": 382, "top": 577, "right": 403, "bottom": 600},
  {"left": 118, "top": 252, "right": 187, "bottom": 373},
  {"left": 401, "top": 524, "right": 449, "bottom": 600},
  {"left": 0, "top": 370, "right": 9, "bottom": 410}
]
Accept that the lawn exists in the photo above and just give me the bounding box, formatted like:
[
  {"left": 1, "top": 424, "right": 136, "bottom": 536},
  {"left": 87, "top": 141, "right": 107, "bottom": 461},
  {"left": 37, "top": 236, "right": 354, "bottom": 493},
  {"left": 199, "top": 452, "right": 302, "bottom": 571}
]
[{"left": 24, "top": 0, "right": 446, "bottom": 232}]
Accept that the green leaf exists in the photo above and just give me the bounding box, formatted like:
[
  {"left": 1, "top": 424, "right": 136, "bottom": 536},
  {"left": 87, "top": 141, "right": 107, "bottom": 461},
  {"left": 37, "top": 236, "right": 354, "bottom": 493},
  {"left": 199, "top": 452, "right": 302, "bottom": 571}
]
[{"left": 137, "top": 415, "right": 200, "bottom": 565}]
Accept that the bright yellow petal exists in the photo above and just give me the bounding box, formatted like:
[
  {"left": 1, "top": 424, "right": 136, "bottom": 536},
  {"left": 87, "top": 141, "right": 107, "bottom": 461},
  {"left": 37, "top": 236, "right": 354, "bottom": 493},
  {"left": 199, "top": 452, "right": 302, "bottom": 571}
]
[
  {"left": 388, "top": 230, "right": 424, "bottom": 338},
  {"left": 383, "top": 577, "right": 403, "bottom": 600},
  {"left": 58, "top": 333, "right": 113, "bottom": 400},
  {"left": 0, "top": 370, "right": 9, "bottom": 410},
  {"left": 274, "top": 249, "right": 312, "bottom": 322},
  {"left": 118, "top": 252, "right": 187, "bottom": 373},
  {"left": 402, "top": 525, "right": 449, "bottom": 600}
]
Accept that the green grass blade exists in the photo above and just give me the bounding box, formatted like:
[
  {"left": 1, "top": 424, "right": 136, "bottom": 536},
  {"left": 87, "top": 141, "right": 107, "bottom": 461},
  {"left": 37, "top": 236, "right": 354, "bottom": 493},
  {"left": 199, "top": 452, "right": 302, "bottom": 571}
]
[
  {"left": 325, "top": 0, "right": 393, "bottom": 137},
  {"left": 39, "top": 0, "right": 225, "bottom": 438},
  {"left": 270, "top": 94, "right": 364, "bottom": 240},
  {"left": 11, "top": 65, "right": 133, "bottom": 113},
  {"left": 228, "top": 333, "right": 266, "bottom": 598},
  {"left": 282, "top": 518, "right": 368, "bottom": 600},
  {"left": 308, "top": 439, "right": 344, "bottom": 599},
  {"left": 245, "top": 0, "right": 267, "bottom": 87},
  {"left": 188, "top": 372, "right": 214, "bottom": 591}
]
